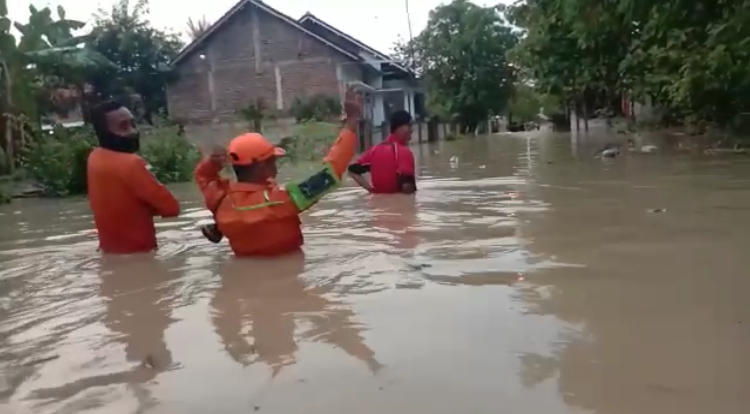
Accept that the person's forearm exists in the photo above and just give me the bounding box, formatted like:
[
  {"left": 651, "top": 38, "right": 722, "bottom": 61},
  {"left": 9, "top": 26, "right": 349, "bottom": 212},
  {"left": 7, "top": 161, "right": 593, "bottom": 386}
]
[
  {"left": 194, "top": 158, "right": 223, "bottom": 191},
  {"left": 399, "top": 174, "right": 417, "bottom": 194},
  {"left": 343, "top": 117, "right": 358, "bottom": 133},
  {"left": 349, "top": 173, "right": 372, "bottom": 192},
  {"left": 322, "top": 126, "right": 357, "bottom": 178},
  {"left": 194, "top": 158, "right": 228, "bottom": 212}
]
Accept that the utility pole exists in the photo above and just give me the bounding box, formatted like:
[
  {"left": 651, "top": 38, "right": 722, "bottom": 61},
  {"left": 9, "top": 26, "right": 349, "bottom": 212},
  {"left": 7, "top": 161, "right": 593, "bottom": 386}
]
[{"left": 405, "top": 0, "right": 413, "bottom": 42}]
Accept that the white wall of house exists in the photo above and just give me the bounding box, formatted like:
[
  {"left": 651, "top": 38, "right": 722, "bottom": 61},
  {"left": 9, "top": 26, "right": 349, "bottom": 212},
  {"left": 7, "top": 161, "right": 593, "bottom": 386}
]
[
  {"left": 358, "top": 49, "right": 387, "bottom": 126},
  {"left": 382, "top": 79, "right": 416, "bottom": 118},
  {"left": 372, "top": 95, "right": 385, "bottom": 126},
  {"left": 335, "top": 50, "right": 418, "bottom": 129},
  {"left": 337, "top": 64, "right": 363, "bottom": 94}
]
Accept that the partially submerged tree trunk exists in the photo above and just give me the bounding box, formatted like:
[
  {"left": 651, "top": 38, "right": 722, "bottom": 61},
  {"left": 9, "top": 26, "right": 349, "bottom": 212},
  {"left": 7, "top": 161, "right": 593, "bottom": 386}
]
[
  {"left": 2, "top": 59, "right": 14, "bottom": 173},
  {"left": 583, "top": 96, "right": 590, "bottom": 132}
]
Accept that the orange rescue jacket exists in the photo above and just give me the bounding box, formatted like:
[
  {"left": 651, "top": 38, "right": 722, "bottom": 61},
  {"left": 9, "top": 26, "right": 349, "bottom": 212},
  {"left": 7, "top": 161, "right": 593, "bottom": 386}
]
[
  {"left": 88, "top": 148, "right": 180, "bottom": 253},
  {"left": 195, "top": 128, "right": 357, "bottom": 257}
]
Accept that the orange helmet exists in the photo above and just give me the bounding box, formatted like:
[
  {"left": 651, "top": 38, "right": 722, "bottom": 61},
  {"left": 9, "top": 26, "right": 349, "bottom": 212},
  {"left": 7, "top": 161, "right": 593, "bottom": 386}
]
[{"left": 227, "top": 133, "right": 286, "bottom": 166}]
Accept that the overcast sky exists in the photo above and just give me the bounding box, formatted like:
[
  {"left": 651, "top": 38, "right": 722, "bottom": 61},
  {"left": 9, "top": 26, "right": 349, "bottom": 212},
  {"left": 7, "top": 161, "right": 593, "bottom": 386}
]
[{"left": 10, "top": 0, "right": 503, "bottom": 54}]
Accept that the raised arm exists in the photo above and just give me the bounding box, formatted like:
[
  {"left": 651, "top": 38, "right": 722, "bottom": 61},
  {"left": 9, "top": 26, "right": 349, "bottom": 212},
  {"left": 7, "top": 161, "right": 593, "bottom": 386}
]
[
  {"left": 283, "top": 87, "right": 363, "bottom": 212},
  {"left": 194, "top": 147, "right": 230, "bottom": 213},
  {"left": 322, "top": 87, "right": 362, "bottom": 177}
]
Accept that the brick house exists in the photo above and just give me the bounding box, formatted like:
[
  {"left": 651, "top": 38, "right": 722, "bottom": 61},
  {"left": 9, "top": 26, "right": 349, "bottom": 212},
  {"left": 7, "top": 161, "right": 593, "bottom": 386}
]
[{"left": 167, "top": 0, "right": 422, "bottom": 143}]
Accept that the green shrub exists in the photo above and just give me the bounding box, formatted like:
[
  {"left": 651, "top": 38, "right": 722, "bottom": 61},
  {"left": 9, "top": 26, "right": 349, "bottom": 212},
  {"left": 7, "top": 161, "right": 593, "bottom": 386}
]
[
  {"left": 278, "top": 121, "right": 339, "bottom": 164},
  {"left": 21, "top": 126, "right": 96, "bottom": 197},
  {"left": 0, "top": 185, "right": 10, "bottom": 204},
  {"left": 0, "top": 146, "right": 6, "bottom": 174},
  {"left": 237, "top": 98, "right": 268, "bottom": 132},
  {"left": 21, "top": 124, "right": 200, "bottom": 197},
  {"left": 445, "top": 133, "right": 471, "bottom": 141},
  {"left": 140, "top": 127, "right": 201, "bottom": 184},
  {"left": 289, "top": 94, "right": 340, "bottom": 123}
]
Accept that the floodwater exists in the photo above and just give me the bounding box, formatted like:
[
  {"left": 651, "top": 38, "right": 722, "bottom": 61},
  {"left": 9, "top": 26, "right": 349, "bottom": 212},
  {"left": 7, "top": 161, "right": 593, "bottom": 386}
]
[{"left": 1, "top": 132, "right": 748, "bottom": 414}]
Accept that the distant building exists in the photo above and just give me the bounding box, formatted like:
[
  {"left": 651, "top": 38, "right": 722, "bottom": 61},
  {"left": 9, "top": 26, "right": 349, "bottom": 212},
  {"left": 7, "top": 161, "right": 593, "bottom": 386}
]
[{"left": 166, "top": 0, "right": 423, "bottom": 138}]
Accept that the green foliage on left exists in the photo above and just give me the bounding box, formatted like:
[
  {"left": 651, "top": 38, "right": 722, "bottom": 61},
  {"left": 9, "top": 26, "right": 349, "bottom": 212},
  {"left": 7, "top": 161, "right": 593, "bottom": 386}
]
[
  {"left": 1, "top": 2, "right": 114, "bottom": 172},
  {"left": 21, "top": 126, "right": 96, "bottom": 197},
  {"left": 20, "top": 125, "right": 200, "bottom": 197},
  {"left": 1, "top": 0, "right": 184, "bottom": 173}
]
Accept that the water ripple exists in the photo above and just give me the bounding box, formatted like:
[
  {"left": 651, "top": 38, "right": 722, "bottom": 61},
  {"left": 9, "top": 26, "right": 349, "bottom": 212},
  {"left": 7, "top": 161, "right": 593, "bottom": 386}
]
[{"left": 0, "top": 135, "right": 612, "bottom": 414}]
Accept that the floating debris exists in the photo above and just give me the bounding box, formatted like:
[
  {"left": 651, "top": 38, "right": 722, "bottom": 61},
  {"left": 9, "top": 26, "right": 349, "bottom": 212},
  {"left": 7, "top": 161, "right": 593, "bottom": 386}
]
[
  {"left": 647, "top": 208, "right": 666, "bottom": 213},
  {"left": 142, "top": 355, "right": 157, "bottom": 369},
  {"left": 23, "top": 354, "right": 60, "bottom": 366},
  {"left": 407, "top": 262, "right": 432, "bottom": 271},
  {"left": 595, "top": 144, "right": 620, "bottom": 158}
]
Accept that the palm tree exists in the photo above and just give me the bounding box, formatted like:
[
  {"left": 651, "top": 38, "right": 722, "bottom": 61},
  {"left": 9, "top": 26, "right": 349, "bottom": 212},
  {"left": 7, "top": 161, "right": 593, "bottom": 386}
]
[{"left": 186, "top": 16, "right": 211, "bottom": 40}]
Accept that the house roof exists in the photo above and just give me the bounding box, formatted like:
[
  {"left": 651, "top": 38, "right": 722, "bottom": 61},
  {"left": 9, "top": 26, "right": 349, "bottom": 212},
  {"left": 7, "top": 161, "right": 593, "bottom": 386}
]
[
  {"left": 170, "top": 0, "right": 360, "bottom": 66},
  {"left": 298, "top": 12, "right": 412, "bottom": 76}
]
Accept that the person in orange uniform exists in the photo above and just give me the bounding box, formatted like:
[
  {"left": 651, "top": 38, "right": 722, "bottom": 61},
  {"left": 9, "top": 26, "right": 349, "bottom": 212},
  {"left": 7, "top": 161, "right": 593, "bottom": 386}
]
[
  {"left": 87, "top": 101, "right": 180, "bottom": 253},
  {"left": 194, "top": 87, "right": 362, "bottom": 257}
]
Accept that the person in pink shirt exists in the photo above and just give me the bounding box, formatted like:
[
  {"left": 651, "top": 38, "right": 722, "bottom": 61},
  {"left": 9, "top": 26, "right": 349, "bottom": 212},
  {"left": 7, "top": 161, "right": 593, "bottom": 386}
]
[{"left": 348, "top": 110, "right": 416, "bottom": 194}]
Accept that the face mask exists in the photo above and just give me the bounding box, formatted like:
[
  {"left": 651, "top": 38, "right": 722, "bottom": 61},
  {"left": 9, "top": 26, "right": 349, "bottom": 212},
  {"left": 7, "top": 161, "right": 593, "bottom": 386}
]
[{"left": 99, "top": 131, "right": 140, "bottom": 153}]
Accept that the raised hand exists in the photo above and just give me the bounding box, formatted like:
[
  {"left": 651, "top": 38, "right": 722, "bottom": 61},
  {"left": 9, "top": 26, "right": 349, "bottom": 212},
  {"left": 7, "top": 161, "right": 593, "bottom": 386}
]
[
  {"left": 343, "top": 86, "right": 362, "bottom": 120},
  {"left": 207, "top": 144, "right": 226, "bottom": 166}
]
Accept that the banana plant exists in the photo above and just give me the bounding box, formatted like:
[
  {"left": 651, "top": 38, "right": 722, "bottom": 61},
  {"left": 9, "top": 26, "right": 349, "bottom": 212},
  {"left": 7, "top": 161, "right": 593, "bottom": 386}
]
[{"left": 0, "top": 2, "right": 116, "bottom": 172}]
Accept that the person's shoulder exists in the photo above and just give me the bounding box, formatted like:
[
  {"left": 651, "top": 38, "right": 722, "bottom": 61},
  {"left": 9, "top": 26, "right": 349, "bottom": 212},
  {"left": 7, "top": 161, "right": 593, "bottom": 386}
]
[
  {"left": 370, "top": 142, "right": 392, "bottom": 152},
  {"left": 89, "top": 147, "right": 142, "bottom": 163},
  {"left": 400, "top": 143, "right": 415, "bottom": 155},
  {"left": 102, "top": 152, "right": 153, "bottom": 181},
  {"left": 120, "top": 153, "right": 149, "bottom": 169},
  {"left": 267, "top": 184, "right": 292, "bottom": 201},
  {"left": 88, "top": 147, "right": 139, "bottom": 170}
]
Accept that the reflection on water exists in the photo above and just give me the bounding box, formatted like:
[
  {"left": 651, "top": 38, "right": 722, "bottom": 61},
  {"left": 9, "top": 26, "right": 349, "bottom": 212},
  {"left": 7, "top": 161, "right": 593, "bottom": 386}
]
[
  {"left": 211, "top": 253, "right": 382, "bottom": 375},
  {"left": 1, "top": 131, "right": 748, "bottom": 413}
]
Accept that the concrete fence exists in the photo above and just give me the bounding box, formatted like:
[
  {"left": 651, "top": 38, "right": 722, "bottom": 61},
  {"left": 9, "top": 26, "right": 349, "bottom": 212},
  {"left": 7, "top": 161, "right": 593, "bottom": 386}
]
[{"left": 182, "top": 117, "right": 461, "bottom": 152}]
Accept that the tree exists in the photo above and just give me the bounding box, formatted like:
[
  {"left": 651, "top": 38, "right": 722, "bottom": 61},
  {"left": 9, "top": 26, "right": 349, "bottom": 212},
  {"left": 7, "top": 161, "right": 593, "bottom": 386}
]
[
  {"left": 507, "top": 83, "right": 541, "bottom": 124},
  {"left": 509, "top": 0, "right": 750, "bottom": 131},
  {"left": 0, "top": 0, "right": 17, "bottom": 170},
  {"left": 19, "top": 6, "right": 116, "bottom": 121},
  {"left": 0, "top": 3, "right": 113, "bottom": 172},
  {"left": 400, "top": 0, "right": 518, "bottom": 132},
  {"left": 186, "top": 16, "right": 211, "bottom": 40},
  {"left": 87, "top": 0, "right": 183, "bottom": 124}
]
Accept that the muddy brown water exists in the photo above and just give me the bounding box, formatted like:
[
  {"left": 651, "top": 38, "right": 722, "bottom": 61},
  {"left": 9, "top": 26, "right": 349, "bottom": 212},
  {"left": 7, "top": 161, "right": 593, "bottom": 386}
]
[{"left": 1, "top": 132, "right": 748, "bottom": 414}]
